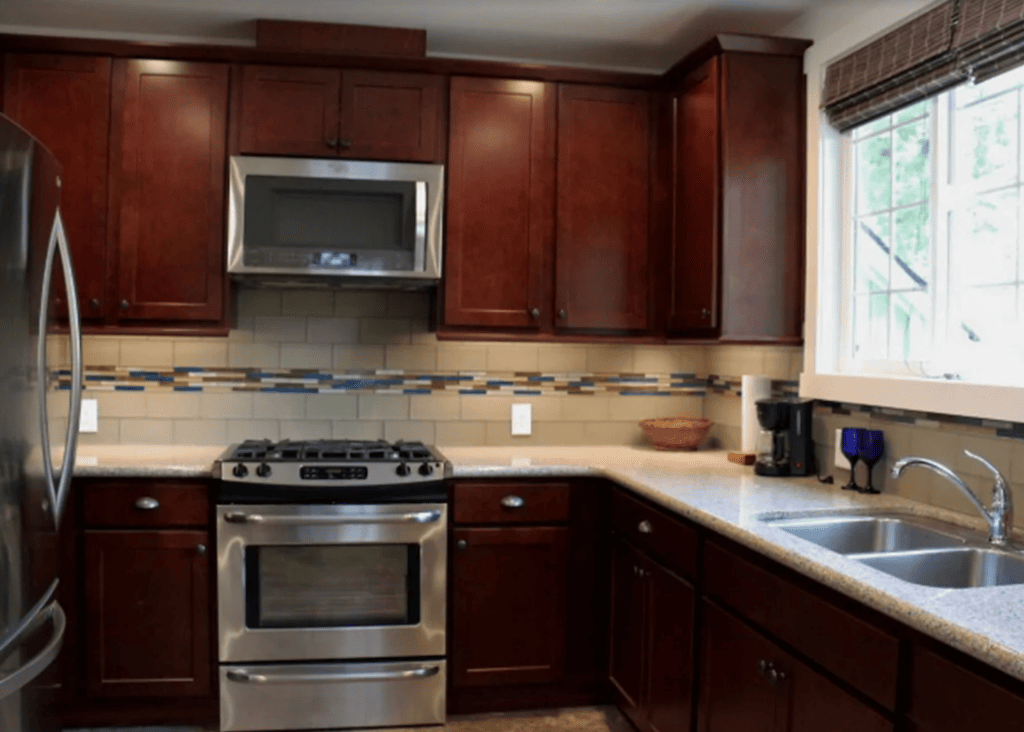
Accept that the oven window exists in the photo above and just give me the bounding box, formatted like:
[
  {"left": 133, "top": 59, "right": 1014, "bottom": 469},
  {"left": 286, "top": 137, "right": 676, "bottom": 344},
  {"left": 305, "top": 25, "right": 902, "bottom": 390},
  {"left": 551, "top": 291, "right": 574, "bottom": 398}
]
[{"left": 244, "top": 544, "right": 420, "bottom": 628}]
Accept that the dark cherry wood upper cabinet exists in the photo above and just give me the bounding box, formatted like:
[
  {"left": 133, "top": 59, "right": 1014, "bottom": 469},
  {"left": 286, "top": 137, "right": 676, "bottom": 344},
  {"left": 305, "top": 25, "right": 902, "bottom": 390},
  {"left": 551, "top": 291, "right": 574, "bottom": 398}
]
[
  {"left": 83, "top": 529, "right": 211, "bottom": 699},
  {"left": 669, "top": 47, "right": 807, "bottom": 343},
  {"left": 556, "top": 84, "right": 651, "bottom": 332},
  {"left": 238, "top": 65, "right": 341, "bottom": 156},
  {"left": 2, "top": 54, "right": 111, "bottom": 320},
  {"left": 451, "top": 525, "right": 569, "bottom": 687},
  {"left": 341, "top": 70, "right": 444, "bottom": 162},
  {"left": 444, "top": 77, "right": 555, "bottom": 329},
  {"left": 112, "top": 59, "right": 228, "bottom": 323}
]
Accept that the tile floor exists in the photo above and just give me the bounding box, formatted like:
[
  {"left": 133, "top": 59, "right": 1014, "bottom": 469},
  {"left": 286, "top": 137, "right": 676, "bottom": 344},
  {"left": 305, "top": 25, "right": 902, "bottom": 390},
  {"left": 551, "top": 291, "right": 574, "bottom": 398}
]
[{"left": 67, "top": 706, "right": 632, "bottom": 732}]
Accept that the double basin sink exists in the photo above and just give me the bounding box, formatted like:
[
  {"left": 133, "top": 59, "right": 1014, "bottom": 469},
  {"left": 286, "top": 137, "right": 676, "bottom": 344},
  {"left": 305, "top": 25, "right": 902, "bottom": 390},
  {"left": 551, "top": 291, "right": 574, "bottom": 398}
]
[{"left": 761, "top": 513, "right": 1024, "bottom": 589}]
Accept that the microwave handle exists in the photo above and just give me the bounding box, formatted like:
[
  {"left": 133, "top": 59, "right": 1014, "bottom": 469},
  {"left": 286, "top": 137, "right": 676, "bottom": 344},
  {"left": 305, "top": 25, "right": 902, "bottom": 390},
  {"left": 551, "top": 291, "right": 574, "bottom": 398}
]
[{"left": 222, "top": 510, "right": 443, "bottom": 525}]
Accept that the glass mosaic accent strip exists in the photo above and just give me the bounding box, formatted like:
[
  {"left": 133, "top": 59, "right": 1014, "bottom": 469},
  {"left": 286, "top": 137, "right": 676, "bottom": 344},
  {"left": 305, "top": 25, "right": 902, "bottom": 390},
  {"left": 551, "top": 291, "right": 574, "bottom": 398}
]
[{"left": 817, "top": 401, "right": 1024, "bottom": 442}]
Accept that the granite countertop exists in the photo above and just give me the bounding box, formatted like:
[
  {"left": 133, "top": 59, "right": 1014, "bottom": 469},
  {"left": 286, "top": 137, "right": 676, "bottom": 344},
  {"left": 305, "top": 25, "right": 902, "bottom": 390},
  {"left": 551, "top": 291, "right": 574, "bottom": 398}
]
[{"left": 70, "top": 443, "right": 1024, "bottom": 684}]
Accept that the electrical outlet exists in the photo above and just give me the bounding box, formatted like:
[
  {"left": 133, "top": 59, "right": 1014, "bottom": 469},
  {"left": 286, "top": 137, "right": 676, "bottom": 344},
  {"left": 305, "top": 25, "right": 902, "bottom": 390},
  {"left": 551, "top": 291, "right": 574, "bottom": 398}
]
[
  {"left": 511, "top": 403, "right": 532, "bottom": 436},
  {"left": 834, "top": 428, "right": 846, "bottom": 469},
  {"left": 79, "top": 398, "right": 98, "bottom": 433}
]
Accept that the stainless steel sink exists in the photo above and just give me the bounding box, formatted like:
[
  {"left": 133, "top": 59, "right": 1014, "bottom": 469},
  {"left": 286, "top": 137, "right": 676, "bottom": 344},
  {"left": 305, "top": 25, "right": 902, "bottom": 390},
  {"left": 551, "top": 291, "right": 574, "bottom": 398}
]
[
  {"left": 765, "top": 514, "right": 967, "bottom": 554},
  {"left": 853, "top": 548, "right": 1024, "bottom": 589}
]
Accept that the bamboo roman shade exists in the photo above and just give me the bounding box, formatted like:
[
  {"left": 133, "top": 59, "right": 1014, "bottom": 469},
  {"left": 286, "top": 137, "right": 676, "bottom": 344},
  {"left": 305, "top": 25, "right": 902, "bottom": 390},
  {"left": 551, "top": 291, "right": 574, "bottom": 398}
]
[{"left": 823, "top": 0, "right": 1024, "bottom": 131}]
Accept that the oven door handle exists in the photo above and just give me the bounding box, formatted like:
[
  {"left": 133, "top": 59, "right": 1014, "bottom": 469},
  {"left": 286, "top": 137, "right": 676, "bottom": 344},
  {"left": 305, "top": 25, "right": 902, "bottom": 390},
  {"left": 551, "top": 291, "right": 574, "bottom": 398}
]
[
  {"left": 226, "top": 665, "right": 441, "bottom": 684},
  {"left": 222, "top": 510, "right": 443, "bottom": 525}
]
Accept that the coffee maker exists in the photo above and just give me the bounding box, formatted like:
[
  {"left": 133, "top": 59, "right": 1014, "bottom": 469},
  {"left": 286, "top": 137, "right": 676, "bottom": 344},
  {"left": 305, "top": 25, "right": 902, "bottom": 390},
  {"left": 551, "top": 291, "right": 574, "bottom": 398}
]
[{"left": 754, "top": 399, "right": 815, "bottom": 477}]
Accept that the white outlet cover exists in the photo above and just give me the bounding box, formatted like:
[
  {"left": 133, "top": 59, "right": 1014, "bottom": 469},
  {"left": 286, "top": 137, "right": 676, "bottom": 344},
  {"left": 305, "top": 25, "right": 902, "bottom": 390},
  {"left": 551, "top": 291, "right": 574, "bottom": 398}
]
[
  {"left": 511, "top": 403, "right": 532, "bottom": 436},
  {"left": 79, "top": 398, "right": 98, "bottom": 433}
]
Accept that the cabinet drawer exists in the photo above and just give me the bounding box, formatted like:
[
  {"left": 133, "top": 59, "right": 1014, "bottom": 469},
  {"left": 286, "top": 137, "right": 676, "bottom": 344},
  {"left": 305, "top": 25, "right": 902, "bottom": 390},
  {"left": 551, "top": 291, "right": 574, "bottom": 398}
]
[
  {"left": 704, "top": 540, "right": 900, "bottom": 711},
  {"left": 453, "top": 482, "right": 571, "bottom": 524},
  {"left": 83, "top": 481, "right": 209, "bottom": 527},
  {"left": 611, "top": 489, "right": 697, "bottom": 579}
]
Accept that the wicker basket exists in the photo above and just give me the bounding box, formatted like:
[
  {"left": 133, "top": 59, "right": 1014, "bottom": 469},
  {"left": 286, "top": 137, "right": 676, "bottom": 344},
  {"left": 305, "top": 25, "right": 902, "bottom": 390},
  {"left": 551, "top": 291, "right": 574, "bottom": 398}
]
[{"left": 639, "top": 417, "right": 712, "bottom": 450}]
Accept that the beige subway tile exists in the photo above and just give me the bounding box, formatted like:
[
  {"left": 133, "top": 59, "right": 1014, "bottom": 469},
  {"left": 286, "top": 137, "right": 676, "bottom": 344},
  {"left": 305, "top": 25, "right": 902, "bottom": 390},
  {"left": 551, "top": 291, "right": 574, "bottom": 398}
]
[
  {"left": 704, "top": 394, "right": 741, "bottom": 428},
  {"left": 707, "top": 345, "right": 761, "bottom": 378},
  {"left": 385, "top": 345, "right": 437, "bottom": 372},
  {"left": 533, "top": 422, "right": 589, "bottom": 446},
  {"left": 236, "top": 288, "right": 282, "bottom": 317},
  {"left": 77, "top": 417, "right": 120, "bottom": 446},
  {"left": 584, "top": 421, "right": 645, "bottom": 446},
  {"left": 585, "top": 346, "right": 634, "bottom": 374},
  {"left": 411, "top": 394, "right": 461, "bottom": 421},
  {"left": 705, "top": 424, "right": 740, "bottom": 451},
  {"left": 335, "top": 291, "right": 388, "bottom": 318},
  {"left": 119, "top": 339, "right": 174, "bottom": 368},
  {"left": 885, "top": 457, "right": 932, "bottom": 504},
  {"left": 909, "top": 428, "right": 960, "bottom": 464},
  {"left": 358, "top": 394, "right": 410, "bottom": 420},
  {"left": 200, "top": 392, "right": 254, "bottom": 420},
  {"left": 333, "top": 421, "right": 385, "bottom": 440},
  {"left": 282, "top": 290, "right": 335, "bottom": 317},
  {"left": 537, "top": 344, "right": 588, "bottom": 373},
  {"left": 609, "top": 395, "right": 703, "bottom": 423},
  {"left": 145, "top": 392, "right": 200, "bottom": 419},
  {"left": 884, "top": 423, "right": 916, "bottom": 463},
  {"left": 633, "top": 346, "right": 677, "bottom": 375},
  {"left": 227, "top": 420, "right": 280, "bottom": 443},
  {"left": 279, "top": 420, "right": 333, "bottom": 440},
  {"left": 229, "top": 343, "right": 281, "bottom": 368},
  {"left": 437, "top": 343, "right": 487, "bottom": 372},
  {"left": 560, "top": 395, "right": 611, "bottom": 421},
  {"left": 385, "top": 421, "right": 436, "bottom": 444},
  {"left": 252, "top": 393, "right": 307, "bottom": 420},
  {"left": 484, "top": 421, "right": 540, "bottom": 447},
  {"left": 173, "top": 339, "right": 228, "bottom": 368},
  {"left": 435, "top": 421, "right": 487, "bottom": 447},
  {"left": 172, "top": 419, "right": 228, "bottom": 446},
  {"left": 47, "top": 418, "right": 69, "bottom": 444},
  {"left": 409, "top": 320, "right": 437, "bottom": 345},
  {"left": 307, "top": 318, "right": 360, "bottom": 345},
  {"left": 386, "top": 292, "right": 432, "bottom": 318},
  {"left": 280, "top": 343, "right": 333, "bottom": 369},
  {"left": 676, "top": 346, "right": 707, "bottom": 375},
  {"left": 227, "top": 324, "right": 254, "bottom": 343},
  {"left": 359, "top": 318, "right": 413, "bottom": 345},
  {"left": 761, "top": 348, "right": 794, "bottom": 379},
  {"left": 460, "top": 395, "right": 560, "bottom": 423},
  {"left": 119, "top": 418, "right": 173, "bottom": 444},
  {"left": 93, "top": 390, "right": 147, "bottom": 419},
  {"left": 253, "top": 316, "right": 308, "bottom": 343},
  {"left": 486, "top": 343, "right": 539, "bottom": 372},
  {"left": 47, "top": 388, "right": 71, "bottom": 418},
  {"left": 790, "top": 350, "right": 806, "bottom": 380},
  {"left": 1013, "top": 484, "right": 1024, "bottom": 529},
  {"left": 927, "top": 473, "right": 986, "bottom": 519},
  {"left": 46, "top": 336, "right": 71, "bottom": 369},
  {"left": 305, "top": 394, "right": 358, "bottom": 420},
  {"left": 1012, "top": 442, "right": 1024, "bottom": 484},
  {"left": 956, "top": 434, "right": 1013, "bottom": 478},
  {"left": 334, "top": 345, "right": 385, "bottom": 370},
  {"left": 82, "top": 337, "right": 120, "bottom": 367}
]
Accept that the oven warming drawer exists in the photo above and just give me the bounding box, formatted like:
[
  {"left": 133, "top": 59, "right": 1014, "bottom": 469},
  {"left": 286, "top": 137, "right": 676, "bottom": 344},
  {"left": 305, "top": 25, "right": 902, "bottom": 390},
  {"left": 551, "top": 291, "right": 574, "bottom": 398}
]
[{"left": 220, "top": 660, "right": 446, "bottom": 731}]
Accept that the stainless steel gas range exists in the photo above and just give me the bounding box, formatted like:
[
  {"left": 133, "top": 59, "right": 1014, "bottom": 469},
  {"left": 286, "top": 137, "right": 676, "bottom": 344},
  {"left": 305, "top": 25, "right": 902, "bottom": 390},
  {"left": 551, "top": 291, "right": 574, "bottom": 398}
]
[{"left": 214, "top": 439, "right": 449, "bottom": 732}]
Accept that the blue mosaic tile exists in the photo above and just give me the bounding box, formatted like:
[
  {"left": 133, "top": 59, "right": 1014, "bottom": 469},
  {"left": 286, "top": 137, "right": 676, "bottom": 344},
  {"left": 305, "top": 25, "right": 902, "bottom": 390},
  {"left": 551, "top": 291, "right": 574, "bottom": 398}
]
[
  {"left": 261, "top": 387, "right": 318, "bottom": 394},
  {"left": 403, "top": 388, "right": 433, "bottom": 395},
  {"left": 997, "top": 426, "right": 1024, "bottom": 440},
  {"left": 621, "top": 390, "right": 672, "bottom": 396},
  {"left": 487, "top": 380, "right": 515, "bottom": 387},
  {"left": 114, "top": 385, "right": 145, "bottom": 391},
  {"left": 85, "top": 374, "right": 116, "bottom": 381},
  {"left": 174, "top": 386, "right": 202, "bottom": 392},
  {"left": 459, "top": 389, "right": 488, "bottom": 395},
  {"left": 526, "top": 375, "right": 555, "bottom": 382},
  {"left": 513, "top": 389, "right": 543, "bottom": 395}
]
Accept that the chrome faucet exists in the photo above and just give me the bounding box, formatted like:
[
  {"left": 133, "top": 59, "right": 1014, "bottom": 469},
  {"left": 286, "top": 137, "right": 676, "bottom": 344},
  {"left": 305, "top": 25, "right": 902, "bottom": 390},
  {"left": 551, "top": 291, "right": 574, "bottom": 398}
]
[{"left": 891, "top": 450, "right": 1014, "bottom": 546}]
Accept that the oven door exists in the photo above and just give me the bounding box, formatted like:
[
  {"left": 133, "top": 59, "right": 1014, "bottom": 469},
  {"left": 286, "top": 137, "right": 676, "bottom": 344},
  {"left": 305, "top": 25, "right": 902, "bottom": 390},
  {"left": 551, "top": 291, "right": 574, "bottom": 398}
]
[{"left": 216, "top": 503, "right": 446, "bottom": 663}]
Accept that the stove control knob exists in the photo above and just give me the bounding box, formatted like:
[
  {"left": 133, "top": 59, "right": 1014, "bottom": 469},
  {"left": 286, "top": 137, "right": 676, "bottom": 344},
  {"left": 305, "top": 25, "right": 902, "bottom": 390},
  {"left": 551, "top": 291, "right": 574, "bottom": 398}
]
[
  {"left": 255, "top": 463, "right": 272, "bottom": 478},
  {"left": 396, "top": 463, "right": 411, "bottom": 477},
  {"left": 232, "top": 464, "right": 248, "bottom": 479},
  {"left": 418, "top": 462, "right": 434, "bottom": 477}
]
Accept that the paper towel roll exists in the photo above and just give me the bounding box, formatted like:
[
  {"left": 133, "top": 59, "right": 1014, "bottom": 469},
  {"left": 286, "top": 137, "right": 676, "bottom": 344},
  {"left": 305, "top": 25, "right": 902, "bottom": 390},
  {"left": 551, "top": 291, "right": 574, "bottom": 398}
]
[{"left": 741, "top": 375, "right": 772, "bottom": 454}]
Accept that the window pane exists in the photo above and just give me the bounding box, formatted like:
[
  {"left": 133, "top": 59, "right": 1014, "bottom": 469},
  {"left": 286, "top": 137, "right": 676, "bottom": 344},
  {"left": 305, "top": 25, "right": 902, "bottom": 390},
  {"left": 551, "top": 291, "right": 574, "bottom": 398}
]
[
  {"left": 895, "top": 101, "right": 929, "bottom": 124},
  {"left": 955, "top": 90, "right": 1019, "bottom": 191},
  {"left": 855, "top": 214, "right": 891, "bottom": 294},
  {"left": 894, "top": 204, "right": 930, "bottom": 282},
  {"left": 955, "top": 285, "right": 1018, "bottom": 348},
  {"left": 891, "top": 289, "right": 930, "bottom": 361},
  {"left": 854, "top": 292, "right": 890, "bottom": 360},
  {"left": 957, "top": 189, "right": 1019, "bottom": 286},
  {"left": 855, "top": 114, "right": 892, "bottom": 139},
  {"left": 893, "top": 120, "right": 930, "bottom": 207},
  {"left": 955, "top": 65, "right": 1024, "bottom": 108},
  {"left": 856, "top": 132, "right": 892, "bottom": 214}
]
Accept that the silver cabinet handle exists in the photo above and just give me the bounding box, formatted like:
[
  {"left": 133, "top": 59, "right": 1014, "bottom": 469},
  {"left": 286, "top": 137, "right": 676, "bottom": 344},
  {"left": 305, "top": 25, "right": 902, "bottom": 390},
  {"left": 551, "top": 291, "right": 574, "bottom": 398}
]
[
  {"left": 758, "top": 659, "right": 769, "bottom": 676},
  {"left": 226, "top": 665, "right": 440, "bottom": 685},
  {"left": 119, "top": 299, "right": 130, "bottom": 310},
  {"left": 197, "top": 544, "right": 207, "bottom": 555},
  {"left": 638, "top": 520, "right": 653, "bottom": 534},
  {"left": 0, "top": 602, "right": 65, "bottom": 701},
  {"left": 701, "top": 307, "right": 710, "bottom": 319},
  {"left": 135, "top": 497, "right": 160, "bottom": 511},
  {"left": 456, "top": 539, "right": 467, "bottom": 550},
  {"left": 529, "top": 307, "right": 540, "bottom": 320},
  {"left": 223, "top": 510, "right": 442, "bottom": 525},
  {"left": 501, "top": 495, "right": 525, "bottom": 509},
  {"left": 767, "top": 668, "right": 785, "bottom": 685},
  {"left": 558, "top": 308, "right": 567, "bottom": 320}
]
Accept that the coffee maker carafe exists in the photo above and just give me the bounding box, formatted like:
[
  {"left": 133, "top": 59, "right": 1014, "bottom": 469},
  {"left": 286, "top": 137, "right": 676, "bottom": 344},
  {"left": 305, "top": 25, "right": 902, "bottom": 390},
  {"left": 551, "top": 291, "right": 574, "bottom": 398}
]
[{"left": 754, "top": 399, "right": 815, "bottom": 477}]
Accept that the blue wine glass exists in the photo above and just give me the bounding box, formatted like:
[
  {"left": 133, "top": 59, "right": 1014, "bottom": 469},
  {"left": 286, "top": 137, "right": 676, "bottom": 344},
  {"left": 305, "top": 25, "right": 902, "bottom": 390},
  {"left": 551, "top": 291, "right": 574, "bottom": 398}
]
[
  {"left": 840, "top": 428, "right": 864, "bottom": 491},
  {"left": 857, "top": 430, "right": 885, "bottom": 494}
]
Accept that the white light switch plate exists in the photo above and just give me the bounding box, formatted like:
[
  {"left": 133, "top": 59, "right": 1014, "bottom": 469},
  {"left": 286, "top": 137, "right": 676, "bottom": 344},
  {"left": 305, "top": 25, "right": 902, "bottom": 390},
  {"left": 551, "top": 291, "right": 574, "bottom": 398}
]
[
  {"left": 79, "top": 398, "right": 98, "bottom": 433},
  {"left": 511, "top": 403, "right": 532, "bottom": 436},
  {"left": 834, "top": 428, "right": 846, "bottom": 469}
]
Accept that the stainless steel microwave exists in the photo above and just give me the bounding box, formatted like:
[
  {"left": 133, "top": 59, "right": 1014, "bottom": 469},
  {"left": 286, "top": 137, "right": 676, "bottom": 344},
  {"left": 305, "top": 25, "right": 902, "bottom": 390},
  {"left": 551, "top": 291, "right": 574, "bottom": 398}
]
[{"left": 227, "top": 156, "right": 444, "bottom": 286}]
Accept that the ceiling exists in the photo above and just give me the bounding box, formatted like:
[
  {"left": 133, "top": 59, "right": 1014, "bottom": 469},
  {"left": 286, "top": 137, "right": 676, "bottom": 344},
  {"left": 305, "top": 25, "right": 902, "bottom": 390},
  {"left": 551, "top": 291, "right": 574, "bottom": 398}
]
[{"left": 0, "top": 0, "right": 826, "bottom": 73}]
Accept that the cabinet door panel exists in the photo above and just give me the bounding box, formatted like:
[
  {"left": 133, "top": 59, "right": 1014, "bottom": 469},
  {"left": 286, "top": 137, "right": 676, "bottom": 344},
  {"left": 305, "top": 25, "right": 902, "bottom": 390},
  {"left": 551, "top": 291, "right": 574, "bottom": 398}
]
[
  {"left": 785, "top": 655, "right": 893, "bottom": 732},
  {"left": 556, "top": 85, "right": 650, "bottom": 331},
  {"left": 3, "top": 54, "right": 110, "bottom": 320},
  {"left": 341, "top": 70, "right": 444, "bottom": 162},
  {"left": 84, "top": 530, "right": 210, "bottom": 698},
  {"left": 671, "top": 57, "right": 719, "bottom": 334},
  {"left": 452, "top": 526, "right": 567, "bottom": 687},
  {"left": 608, "top": 537, "right": 646, "bottom": 723},
  {"left": 646, "top": 560, "right": 696, "bottom": 732},
  {"left": 444, "top": 77, "right": 554, "bottom": 328},
  {"left": 239, "top": 65, "right": 341, "bottom": 156},
  {"left": 114, "top": 59, "right": 227, "bottom": 322}
]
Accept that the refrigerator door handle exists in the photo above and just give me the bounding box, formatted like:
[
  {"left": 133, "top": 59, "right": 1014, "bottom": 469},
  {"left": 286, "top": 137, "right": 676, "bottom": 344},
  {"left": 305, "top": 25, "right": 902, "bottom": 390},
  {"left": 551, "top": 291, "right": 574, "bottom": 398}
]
[
  {"left": 0, "top": 601, "right": 65, "bottom": 702},
  {"left": 0, "top": 579, "right": 58, "bottom": 665},
  {"left": 36, "top": 210, "right": 82, "bottom": 528}
]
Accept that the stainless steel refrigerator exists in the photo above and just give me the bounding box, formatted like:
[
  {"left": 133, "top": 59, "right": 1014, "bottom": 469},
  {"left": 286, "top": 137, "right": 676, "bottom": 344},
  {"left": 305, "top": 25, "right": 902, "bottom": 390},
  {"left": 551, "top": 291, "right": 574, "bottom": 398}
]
[{"left": 0, "top": 113, "right": 83, "bottom": 730}]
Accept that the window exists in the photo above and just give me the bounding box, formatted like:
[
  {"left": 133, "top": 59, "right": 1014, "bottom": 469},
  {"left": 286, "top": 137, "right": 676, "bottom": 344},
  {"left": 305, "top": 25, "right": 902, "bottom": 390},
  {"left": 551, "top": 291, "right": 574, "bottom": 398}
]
[{"left": 839, "top": 66, "right": 1024, "bottom": 389}]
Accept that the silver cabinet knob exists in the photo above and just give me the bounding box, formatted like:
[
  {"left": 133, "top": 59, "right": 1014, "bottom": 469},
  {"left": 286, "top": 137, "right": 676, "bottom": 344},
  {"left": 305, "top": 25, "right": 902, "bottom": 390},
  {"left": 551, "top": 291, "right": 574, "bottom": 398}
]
[
  {"left": 557, "top": 308, "right": 567, "bottom": 320},
  {"left": 638, "top": 520, "right": 653, "bottom": 534},
  {"left": 340, "top": 138, "right": 353, "bottom": 149},
  {"left": 767, "top": 668, "right": 785, "bottom": 685},
  {"left": 529, "top": 307, "right": 540, "bottom": 320},
  {"left": 325, "top": 137, "right": 338, "bottom": 149},
  {"left": 135, "top": 497, "right": 159, "bottom": 510},
  {"left": 119, "top": 299, "right": 130, "bottom": 310},
  {"left": 701, "top": 308, "right": 710, "bottom": 320},
  {"left": 89, "top": 298, "right": 101, "bottom": 308},
  {"left": 758, "top": 659, "right": 769, "bottom": 675},
  {"left": 456, "top": 539, "right": 467, "bottom": 550},
  {"left": 197, "top": 544, "right": 207, "bottom": 555},
  {"left": 501, "top": 495, "right": 525, "bottom": 509}
]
